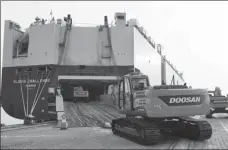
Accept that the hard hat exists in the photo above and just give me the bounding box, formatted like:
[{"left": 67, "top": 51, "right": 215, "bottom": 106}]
[{"left": 35, "top": 17, "right": 40, "bottom": 21}]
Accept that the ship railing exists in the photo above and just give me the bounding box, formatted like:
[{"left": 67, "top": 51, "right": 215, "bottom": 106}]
[{"left": 130, "top": 21, "right": 184, "bottom": 81}]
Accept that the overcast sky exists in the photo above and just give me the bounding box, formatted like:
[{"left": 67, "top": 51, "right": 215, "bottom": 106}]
[{"left": 1, "top": 1, "right": 228, "bottom": 95}]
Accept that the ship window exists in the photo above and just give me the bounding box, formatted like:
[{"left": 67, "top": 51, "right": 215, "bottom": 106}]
[
  {"left": 117, "top": 16, "right": 125, "bottom": 20},
  {"left": 16, "top": 34, "right": 29, "bottom": 58},
  {"left": 18, "top": 42, "right": 29, "bottom": 56}
]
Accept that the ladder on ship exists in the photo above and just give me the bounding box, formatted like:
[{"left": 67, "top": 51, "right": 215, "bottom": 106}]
[
  {"left": 103, "top": 15, "right": 120, "bottom": 79},
  {"left": 58, "top": 14, "right": 72, "bottom": 65},
  {"left": 47, "top": 14, "right": 73, "bottom": 120}
]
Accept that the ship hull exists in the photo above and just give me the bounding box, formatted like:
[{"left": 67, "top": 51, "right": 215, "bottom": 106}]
[{"left": 2, "top": 65, "right": 133, "bottom": 121}]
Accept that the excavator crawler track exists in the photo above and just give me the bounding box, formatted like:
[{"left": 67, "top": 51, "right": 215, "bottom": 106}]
[
  {"left": 178, "top": 117, "right": 212, "bottom": 141},
  {"left": 112, "top": 118, "right": 161, "bottom": 145}
]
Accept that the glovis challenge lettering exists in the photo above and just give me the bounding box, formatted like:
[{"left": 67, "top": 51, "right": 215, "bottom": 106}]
[{"left": 13, "top": 79, "right": 51, "bottom": 84}]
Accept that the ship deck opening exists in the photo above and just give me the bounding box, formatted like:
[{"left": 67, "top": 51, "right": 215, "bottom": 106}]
[{"left": 58, "top": 75, "right": 118, "bottom": 103}]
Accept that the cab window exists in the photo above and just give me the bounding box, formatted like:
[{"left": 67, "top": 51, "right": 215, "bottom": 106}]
[
  {"left": 124, "top": 78, "right": 130, "bottom": 93},
  {"left": 119, "top": 80, "right": 124, "bottom": 100},
  {"left": 131, "top": 78, "right": 148, "bottom": 90},
  {"left": 120, "top": 80, "right": 124, "bottom": 92}
]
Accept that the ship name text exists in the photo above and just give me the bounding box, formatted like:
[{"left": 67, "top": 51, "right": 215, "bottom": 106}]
[{"left": 13, "top": 79, "right": 51, "bottom": 84}]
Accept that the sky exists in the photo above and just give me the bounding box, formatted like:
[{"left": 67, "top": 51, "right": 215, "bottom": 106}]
[{"left": 1, "top": 1, "right": 228, "bottom": 95}]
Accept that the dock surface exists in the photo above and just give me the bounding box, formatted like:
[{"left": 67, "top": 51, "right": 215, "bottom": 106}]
[{"left": 1, "top": 102, "right": 228, "bottom": 149}]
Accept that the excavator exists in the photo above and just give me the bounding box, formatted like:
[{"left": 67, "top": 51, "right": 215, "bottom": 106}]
[
  {"left": 94, "top": 14, "right": 213, "bottom": 145},
  {"left": 111, "top": 71, "right": 212, "bottom": 145},
  {"left": 205, "top": 87, "right": 228, "bottom": 118}
]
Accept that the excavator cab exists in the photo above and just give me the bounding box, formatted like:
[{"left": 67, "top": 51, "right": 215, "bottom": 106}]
[{"left": 116, "top": 72, "right": 150, "bottom": 111}]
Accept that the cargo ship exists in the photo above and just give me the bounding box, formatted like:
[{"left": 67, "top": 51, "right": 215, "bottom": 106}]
[{"left": 1, "top": 12, "right": 185, "bottom": 122}]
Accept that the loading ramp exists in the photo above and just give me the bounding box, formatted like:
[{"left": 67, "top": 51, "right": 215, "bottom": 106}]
[{"left": 63, "top": 100, "right": 124, "bottom": 128}]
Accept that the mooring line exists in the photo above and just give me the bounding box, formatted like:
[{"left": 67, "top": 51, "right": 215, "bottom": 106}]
[
  {"left": 19, "top": 75, "right": 26, "bottom": 116},
  {"left": 30, "top": 71, "right": 51, "bottom": 114},
  {"left": 30, "top": 73, "right": 44, "bottom": 114}
]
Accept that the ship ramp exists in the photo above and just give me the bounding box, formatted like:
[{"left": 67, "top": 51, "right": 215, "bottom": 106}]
[{"left": 63, "top": 94, "right": 124, "bottom": 128}]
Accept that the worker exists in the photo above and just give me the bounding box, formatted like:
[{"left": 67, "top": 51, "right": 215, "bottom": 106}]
[
  {"left": 57, "top": 84, "right": 64, "bottom": 95},
  {"left": 41, "top": 19, "right": 46, "bottom": 25},
  {"left": 56, "top": 86, "right": 61, "bottom": 96},
  {"left": 34, "top": 17, "right": 41, "bottom": 26},
  {"left": 60, "top": 115, "right": 68, "bottom": 130},
  {"left": 111, "top": 85, "right": 117, "bottom": 105},
  {"left": 56, "top": 86, "right": 64, "bottom": 127},
  {"left": 107, "top": 85, "right": 113, "bottom": 94}
]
